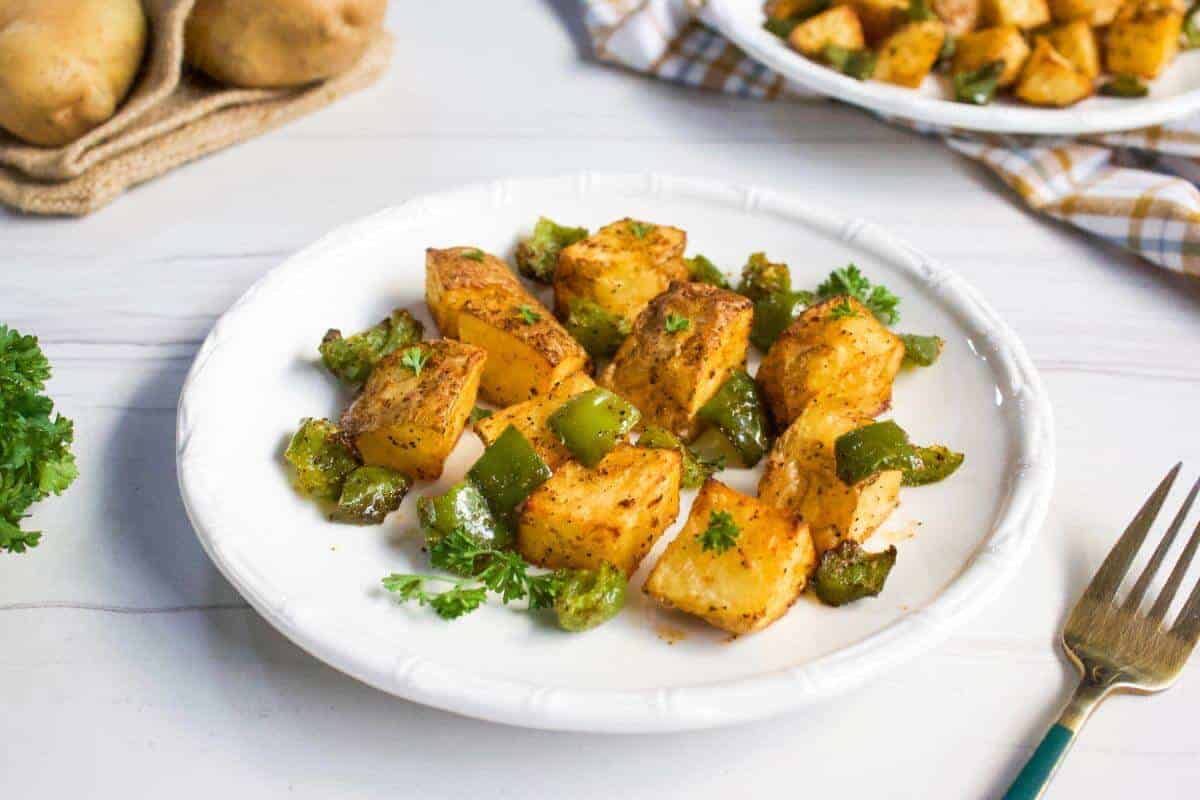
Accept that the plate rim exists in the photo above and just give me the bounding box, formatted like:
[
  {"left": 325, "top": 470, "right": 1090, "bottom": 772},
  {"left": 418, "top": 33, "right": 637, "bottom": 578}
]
[
  {"left": 705, "top": 0, "right": 1200, "bottom": 135},
  {"left": 176, "top": 172, "right": 1056, "bottom": 733}
]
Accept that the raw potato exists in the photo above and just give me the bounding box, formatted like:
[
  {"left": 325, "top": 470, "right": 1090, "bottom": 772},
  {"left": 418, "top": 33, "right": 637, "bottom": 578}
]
[
  {"left": 518, "top": 445, "right": 682, "bottom": 576},
  {"left": 981, "top": 0, "right": 1051, "bottom": 27},
  {"left": 554, "top": 219, "right": 688, "bottom": 330},
  {"left": 0, "top": 0, "right": 147, "bottom": 147},
  {"left": 1015, "top": 38, "right": 1093, "bottom": 106},
  {"left": 933, "top": 0, "right": 982, "bottom": 36},
  {"left": 600, "top": 281, "right": 753, "bottom": 439},
  {"left": 644, "top": 480, "right": 816, "bottom": 635},
  {"left": 1041, "top": 19, "right": 1100, "bottom": 79},
  {"left": 473, "top": 372, "right": 596, "bottom": 470},
  {"left": 953, "top": 26, "right": 1031, "bottom": 87},
  {"left": 185, "top": 0, "right": 386, "bottom": 89},
  {"left": 840, "top": 0, "right": 909, "bottom": 45},
  {"left": 1048, "top": 0, "right": 1122, "bottom": 25},
  {"left": 1105, "top": 9, "right": 1182, "bottom": 79},
  {"left": 873, "top": 20, "right": 947, "bottom": 88},
  {"left": 425, "top": 247, "right": 526, "bottom": 339},
  {"left": 756, "top": 296, "right": 905, "bottom": 428},
  {"left": 341, "top": 339, "right": 486, "bottom": 481},
  {"left": 758, "top": 405, "right": 902, "bottom": 554},
  {"left": 788, "top": 5, "right": 867, "bottom": 56}
]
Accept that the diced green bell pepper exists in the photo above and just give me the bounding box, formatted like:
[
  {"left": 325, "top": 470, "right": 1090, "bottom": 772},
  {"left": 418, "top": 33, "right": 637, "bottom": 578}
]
[
  {"left": 554, "top": 561, "right": 627, "bottom": 632},
  {"left": 834, "top": 420, "right": 963, "bottom": 487},
  {"left": 697, "top": 370, "right": 770, "bottom": 467},
  {"left": 284, "top": 418, "right": 359, "bottom": 501},
  {"left": 416, "top": 479, "right": 514, "bottom": 557},
  {"left": 468, "top": 425, "right": 552, "bottom": 525},
  {"left": 899, "top": 333, "right": 944, "bottom": 367},
  {"left": 332, "top": 466, "right": 410, "bottom": 524},
  {"left": 563, "top": 297, "right": 631, "bottom": 360},
  {"left": 751, "top": 290, "right": 813, "bottom": 352},
  {"left": 515, "top": 217, "right": 589, "bottom": 283},
  {"left": 813, "top": 540, "right": 897, "bottom": 607},
  {"left": 736, "top": 252, "right": 791, "bottom": 303},
  {"left": 319, "top": 309, "right": 424, "bottom": 384},
  {"left": 688, "top": 426, "right": 741, "bottom": 471},
  {"left": 903, "top": 445, "right": 965, "bottom": 487},
  {"left": 684, "top": 254, "right": 731, "bottom": 289},
  {"left": 548, "top": 387, "right": 641, "bottom": 468},
  {"left": 637, "top": 426, "right": 720, "bottom": 489}
]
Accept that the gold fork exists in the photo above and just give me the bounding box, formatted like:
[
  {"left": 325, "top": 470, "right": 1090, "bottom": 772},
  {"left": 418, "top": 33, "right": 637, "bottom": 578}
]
[{"left": 1003, "top": 464, "right": 1200, "bottom": 799}]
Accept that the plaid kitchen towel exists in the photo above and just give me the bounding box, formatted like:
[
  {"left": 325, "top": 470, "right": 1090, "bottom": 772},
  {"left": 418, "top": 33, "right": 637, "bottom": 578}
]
[{"left": 582, "top": 0, "right": 1200, "bottom": 277}]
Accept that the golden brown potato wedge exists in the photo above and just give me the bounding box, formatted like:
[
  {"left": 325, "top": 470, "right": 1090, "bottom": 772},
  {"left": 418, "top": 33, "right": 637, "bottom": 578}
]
[
  {"left": 518, "top": 445, "right": 682, "bottom": 576},
  {"left": 1040, "top": 19, "right": 1100, "bottom": 79},
  {"left": 600, "top": 281, "right": 753, "bottom": 440},
  {"left": 840, "top": 0, "right": 909, "bottom": 45},
  {"left": 341, "top": 339, "right": 486, "bottom": 481},
  {"left": 873, "top": 20, "right": 947, "bottom": 87},
  {"left": 425, "top": 247, "right": 525, "bottom": 339},
  {"left": 981, "top": 0, "right": 1051, "bottom": 27},
  {"left": 1048, "top": 0, "right": 1122, "bottom": 25},
  {"left": 1105, "top": 8, "right": 1182, "bottom": 79},
  {"left": 788, "top": 5, "right": 867, "bottom": 56},
  {"left": 554, "top": 218, "right": 688, "bottom": 330},
  {"left": 758, "top": 405, "right": 902, "bottom": 554},
  {"left": 756, "top": 296, "right": 904, "bottom": 428},
  {"left": 1015, "top": 38, "right": 1094, "bottom": 106},
  {"left": 933, "top": 0, "right": 982, "bottom": 35},
  {"left": 953, "top": 26, "right": 1031, "bottom": 87},
  {"left": 644, "top": 479, "right": 816, "bottom": 635},
  {"left": 473, "top": 371, "right": 596, "bottom": 470}
]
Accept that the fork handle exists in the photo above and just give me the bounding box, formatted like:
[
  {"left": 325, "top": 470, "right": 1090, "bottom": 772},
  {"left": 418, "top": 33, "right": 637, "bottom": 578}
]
[{"left": 1002, "top": 680, "right": 1109, "bottom": 799}]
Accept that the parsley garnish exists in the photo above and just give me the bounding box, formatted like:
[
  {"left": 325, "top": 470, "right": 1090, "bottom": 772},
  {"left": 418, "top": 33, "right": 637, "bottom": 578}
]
[
  {"left": 463, "top": 249, "right": 485, "bottom": 262},
  {"left": 698, "top": 510, "right": 740, "bottom": 554},
  {"left": 829, "top": 299, "right": 859, "bottom": 319},
  {"left": 400, "top": 346, "right": 429, "bottom": 375},
  {"left": 664, "top": 313, "right": 691, "bottom": 333},
  {"left": 518, "top": 305, "right": 541, "bottom": 324},
  {"left": 816, "top": 265, "right": 900, "bottom": 325},
  {"left": 383, "top": 527, "right": 564, "bottom": 620},
  {"left": 629, "top": 221, "right": 655, "bottom": 239}
]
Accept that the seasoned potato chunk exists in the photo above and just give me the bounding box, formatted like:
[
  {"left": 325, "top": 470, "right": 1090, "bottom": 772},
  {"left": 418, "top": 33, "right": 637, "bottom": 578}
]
[
  {"left": 518, "top": 445, "right": 682, "bottom": 576},
  {"left": 788, "top": 5, "right": 866, "bottom": 56},
  {"left": 458, "top": 297, "right": 589, "bottom": 407},
  {"left": 644, "top": 480, "right": 816, "bottom": 635},
  {"left": 341, "top": 339, "right": 486, "bottom": 481},
  {"left": 841, "top": 0, "right": 909, "bottom": 45},
  {"left": 554, "top": 218, "right": 688, "bottom": 331},
  {"left": 1015, "top": 38, "right": 1094, "bottom": 106},
  {"left": 981, "top": 0, "right": 1050, "bottom": 27},
  {"left": 425, "top": 247, "right": 524, "bottom": 338},
  {"left": 953, "top": 26, "right": 1031, "bottom": 87},
  {"left": 767, "top": 0, "right": 827, "bottom": 16},
  {"left": 1040, "top": 20, "right": 1100, "bottom": 78},
  {"left": 873, "top": 20, "right": 947, "bottom": 87},
  {"left": 1048, "top": 0, "right": 1121, "bottom": 25},
  {"left": 1105, "top": 9, "right": 1182, "bottom": 79},
  {"left": 600, "top": 281, "right": 753, "bottom": 440},
  {"left": 758, "top": 405, "right": 902, "bottom": 554},
  {"left": 473, "top": 372, "right": 596, "bottom": 469},
  {"left": 756, "top": 296, "right": 904, "bottom": 428},
  {"left": 933, "top": 0, "right": 982, "bottom": 35}
]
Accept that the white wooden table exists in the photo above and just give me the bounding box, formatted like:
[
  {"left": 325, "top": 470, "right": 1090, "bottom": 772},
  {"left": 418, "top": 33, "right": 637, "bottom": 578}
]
[{"left": 4, "top": 3, "right": 1200, "bottom": 797}]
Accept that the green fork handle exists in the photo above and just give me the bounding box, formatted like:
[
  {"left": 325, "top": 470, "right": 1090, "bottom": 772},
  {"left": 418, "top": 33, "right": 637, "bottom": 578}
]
[{"left": 1002, "top": 680, "right": 1109, "bottom": 800}]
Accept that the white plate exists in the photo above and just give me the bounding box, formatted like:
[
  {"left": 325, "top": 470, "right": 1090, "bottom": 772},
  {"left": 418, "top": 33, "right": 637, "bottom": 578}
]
[
  {"left": 176, "top": 173, "right": 1054, "bottom": 733},
  {"left": 706, "top": 0, "right": 1200, "bottom": 135}
]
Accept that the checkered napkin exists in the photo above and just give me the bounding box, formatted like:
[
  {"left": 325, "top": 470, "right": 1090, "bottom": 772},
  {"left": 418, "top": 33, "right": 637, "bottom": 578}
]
[{"left": 582, "top": 0, "right": 1200, "bottom": 277}]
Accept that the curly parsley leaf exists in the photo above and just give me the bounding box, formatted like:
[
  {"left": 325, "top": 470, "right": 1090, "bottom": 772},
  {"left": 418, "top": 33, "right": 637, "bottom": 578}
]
[
  {"left": 629, "top": 221, "right": 655, "bottom": 240},
  {"left": 400, "top": 346, "right": 429, "bottom": 376},
  {"left": 816, "top": 264, "right": 900, "bottom": 325},
  {"left": 698, "top": 510, "right": 740, "bottom": 554},
  {"left": 829, "top": 299, "right": 859, "bottom": 319},
  {"left": 518, "top": 305, "right": 542, "bottom": 325},
  {"left": 665, "top": 313, "right": 691, "bottom": 333},
  {"left": 462, "top": 249, "right": 485, "bottom": 262}
]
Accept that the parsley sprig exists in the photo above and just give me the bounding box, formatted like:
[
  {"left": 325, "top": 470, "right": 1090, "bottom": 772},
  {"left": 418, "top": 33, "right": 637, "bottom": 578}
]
[
  {"left": 664, "top": 313, "right": 691, "bottom": 333},
  {"left": 462, "top": 249, "right": 485, "bottom": 262},
  {"left": 518, "top": 305, "right": 542, "bottom": 324},
  {"left": 400, "top": 346, "right": 429, "bottom": 375},
  {"left": 817, "top": 264, "right": 900, "bottom": 325},
  {"left": 829, "top": 298, "right": 859, "bottom": 319},
  {"left": 698, "top": 510, "right": 740, "bottom": 554},
  {"left": 629, "top": 221, "right": 655, "bottom": 239}
]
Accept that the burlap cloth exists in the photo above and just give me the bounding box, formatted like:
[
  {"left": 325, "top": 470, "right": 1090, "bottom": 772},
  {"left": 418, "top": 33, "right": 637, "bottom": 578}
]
[{"left": 0, "top": 0, "right": 392, "bottom": 216}]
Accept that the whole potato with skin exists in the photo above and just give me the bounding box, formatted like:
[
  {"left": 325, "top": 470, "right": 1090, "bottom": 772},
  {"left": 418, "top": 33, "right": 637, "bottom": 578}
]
[
  {"left": 0, "top": 0, "right": 147, "bottom": 147},
  {"left": 185, "top": 0, "right": 387, "bottom": 89}
]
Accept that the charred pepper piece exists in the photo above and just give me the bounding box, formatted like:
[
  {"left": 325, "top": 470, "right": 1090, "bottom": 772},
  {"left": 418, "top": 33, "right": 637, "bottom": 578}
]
[
  {"left": 516, "top": 217, "right": 589, "bottom": 283},
  {"left": 319, "top": 309, "right": 424, "bottom": 384},
  {"left": 548, "top": 387, "right": 642, "bottom": 468},
  {"left": 284, "top": 418, "right": 358, "bottom": 501},
  {"left": 554, "top": 561, "right": 627, "bottom": 632},
  {"left": 332, "top": 466, "right": 410, "bottom": 524},
  {"left": 813, "top": 540, "right": 897, "bottom": 607},
  {"left": 562, "top": 297, "right": 631, "bottom": 360},
  {"left": 468, "top": 425, "right": 552, "bottom": 526},
  {"left": 834, "top": 420, "right": 963, "bottom": 486},
  {"left": 751, "top": 290, "right": 813, "bottom": 352},
  {"left": 697, "top": 370, "right": 771, "bottom": 468},
  {"left": 637, "top": 425, "right": 721, "bottom": 489},
  {"left": 685, "top": 254, "right": 731, "bottom": 289},
  {"left": 899, "top": 333, "right": 944, "bottom": 367},
  {"left": 736, "top": 252, "right": 791, "bottom": 303}
]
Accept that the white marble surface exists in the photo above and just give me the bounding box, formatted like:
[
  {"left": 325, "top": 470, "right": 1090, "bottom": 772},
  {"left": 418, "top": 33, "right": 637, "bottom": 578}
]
[{"left": 3, "top": 2, "right": 1200, "bottom": 797}]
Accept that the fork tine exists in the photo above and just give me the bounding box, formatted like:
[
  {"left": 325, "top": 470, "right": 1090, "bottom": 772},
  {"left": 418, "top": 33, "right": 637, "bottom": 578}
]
[
  {"left": 1083, "top": 463, "right": 1182, "bottom": 603},
  {"left": 1149, "top": 513, "right": 1200, "bottom": 623},
  {"left": 1168, "top": 569, "right": 1200, "bottom": 644},
  {"left": 1124, "top": 477, "right": 1200, "bottom": 612}
]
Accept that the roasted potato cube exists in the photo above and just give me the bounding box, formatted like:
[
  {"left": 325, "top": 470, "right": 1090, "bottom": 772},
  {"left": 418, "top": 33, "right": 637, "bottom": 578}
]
[
  {"left": 981, "top": 0, "right": 1050, "bottom": 27},
  {"left": 758, "top": 405, "right": 902, "bottom": 554},
  {"left": 644, "top": 479, "right": 816, "bottom": 635},
  {"left": 1048, "top": 0, "right": 1121, "bottom": 25},
  {"left": 425, "top": 247, "right": 525, "bottom": 339},
  {"left": 600, "top": 281, "right": 753, "bottom": 440},
  {"left": 473, "top": 372, "right": 596, "bottom": 470},
  {"left": 457, "top": 297, "right": 589, "bottom": 407},
  {"left": 1015, "top": 38, "right": 1094, "bottom": 106},
  {"left": 1106, "top": 9, "right": 1182, "bottom": 79},
  {"left": 756, "top": 296, "right": 905, "bottom": 428},
  {"left": 554, "top": 218, "right": 688, "bottom": 331},
  {"left": 788, "top": 5, "right": 867, "bottom": 55},
  {"left": 873, "top": 20, "right": 947, "bottom": 87},
  {"left": 341, "top": 340, "right": 486, "bottom": 481},
  {"left": 953, "top": 26, "right": 1031, "bottom": 86},
  {"left": 767, "top": 0, "right": 827, "bottom": 16},
  {"left": 841, "top": 0, "right": 909, "bottom": 45},
  {"left": 518, "top": 445, "right": 682, "bottom": 576},
  {"left": 934, "top": 0, "right": 982, "bottom": 35},
  {"left": 1040, "top": 20, "right": 1100, "bottom": 78}
]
